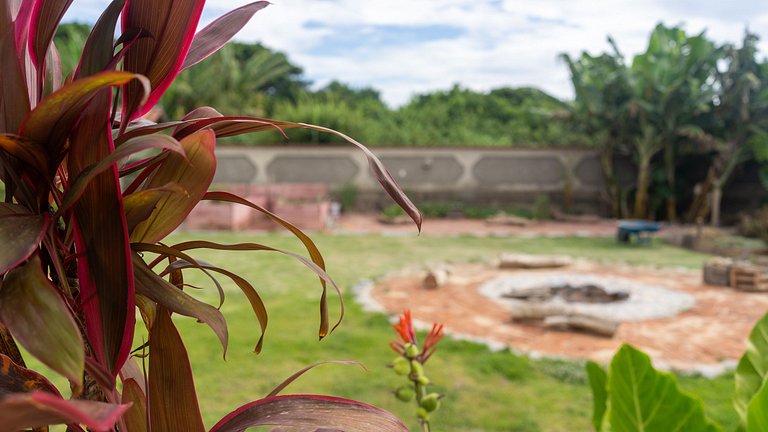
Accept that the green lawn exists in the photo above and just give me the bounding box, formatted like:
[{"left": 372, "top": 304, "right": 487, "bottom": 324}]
[
  {"left": 155, "top": 232, "right": 737, "bottom": 431},
  {"left": 29, "top": 232, "right": 740, "bottom": 431}
]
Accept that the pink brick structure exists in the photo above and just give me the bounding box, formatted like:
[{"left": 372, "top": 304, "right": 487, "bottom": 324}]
[{"left": 183, "top": 183, "right": 329, "bottom": 231}]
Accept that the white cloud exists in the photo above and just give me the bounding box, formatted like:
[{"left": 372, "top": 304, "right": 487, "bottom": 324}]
[{"left": 64, "top": 0, "right": 768, "bottom": 107}]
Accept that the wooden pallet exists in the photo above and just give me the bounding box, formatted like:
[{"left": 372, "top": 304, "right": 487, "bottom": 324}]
[{"left": 730, "top": 266, "right": 768, "bottom": 292}]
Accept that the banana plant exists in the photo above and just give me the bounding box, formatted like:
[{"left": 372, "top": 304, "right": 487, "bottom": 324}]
[{"left": 0, "top": 0, "right": 420, "bottom": 430}]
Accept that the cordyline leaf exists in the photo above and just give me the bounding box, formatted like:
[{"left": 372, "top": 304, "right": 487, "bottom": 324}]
[
  {"left": 20, "top": 71, "right": 149, "bottom": 163},
  {"left": 0, "top": 353, "right": 61, "bottom": 396},
  {"left": 120, "top": 356, "right": 147, "bottom": 394},
  {"left": 0, "top": 203, "right": 48, "bottom": 274},
  {"left": 735, "top": 313, "right": 768, "bottom": 424},
  {"left": 123, "top": 183, "right": 187, "bottom": 234},
  {"left": 0, "top": 134, "right": 47, "bottom": 175},
  {"left": 43, "top": 39, "right": 62, "bottom": 97},
  {"left": 133, "top": 256, "right": 228, "bottom": 354},
  {"left": 59, "top": 134, "right": 184, "bottom": 214},
  {"left": 121, "top": 378, "right": 147, "bottom": 432},
  {"left": 28, "top": 0, "right": 74, "bottom": 72},
  {"left": 69, "top": 90, "right": 135, "bottom": 377},
  {"left": 0, "top": 391, "right": 129, "bottom": 431},
  {"left": 267, "top": 360, "right": 366, "bottom": 398},
  {"left": 169, "top": 239, "right": 343, "bottom": 350},
  {"left": 75, "top": 0, "right": 126, "bottom": 78},
  {"left": 174, "top": 116, "right": 422, "bottom": 231},
  {"left": 130, "top": 129, "right": 216, "bottom": 243},
  {"left": 0, "top": 20, "right": 31, "bottom": 133},
  {"left": 0, "top": 255, "right": 84, "bottom": 390},
  {"left": 203, "top": 192, "right": 337, "bottom": 339},
  {"left": 149, "top": 307, "right": 205, "bottom": 432},
  {"left": 608, "top": 344, "right": 720, "bottom": 432},
  {"left": 181, "top": 1, "right": 270, "bottom": 71},
  {"left": 210, "top": 394, "right": 408, "bottom": 432},
  {"left": 586, "top": 361, "right": 608, "bottom": 432},
  {"left": 121, "top": 0, "right": 206, "bottom": 120}
]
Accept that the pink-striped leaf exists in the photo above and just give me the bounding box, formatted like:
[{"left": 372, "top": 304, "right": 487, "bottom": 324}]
[
  {"left": 68, "top": 90, "right": 135, "bottom": 377},
  {"left": 0, "top": 133, "right": 47, "bottom": 175},
  {"left": 123, "top": 183, "right": 186, "bottom": 233},
  {"left": 210, "top": 395, "right": 408, "bottom": 432},
  {"left": 0, "top": 255, "right": 84, "bottom": 389},
  {"left": 121, "top": 0, "right": 206, "bottom": 120},
  {"left": 0, "top": 203, "right": 48, "bottom": 274},
  {"left": 59, "top": 134, "right": 184, "bottom": 214},
  {"left": 0, "top": 391, "right": 129, "bottom": 431},
  {"left": 75, "top": 0, "right": 126, "bottom": 78},
  {"left": 0, "top": 353, "right": 61, "bottom": 396},
  {"left": 0, "top": 19, "right": 31, "bottom": 134},
  {"left": 149, "top": 307, "right": 205, "bottom": 432},
  {"left": 181, "top": 1, "right": 269, "bottom": 71},
  {"left": 130, "top": 129, "right": 216, "bottom": 243},
  {"left": 20, "top": 71, "right": 149, "bottom": 162},
  {"left": 133, "top": 256, "right": 228, "bottom": 354},
  {"left": 28, "top": 0, "right": 74, "bottom": 71}
]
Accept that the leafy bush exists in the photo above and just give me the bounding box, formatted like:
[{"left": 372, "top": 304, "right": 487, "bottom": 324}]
[{"left": 0, "top": 1, "right": 421, "bottom": 430}]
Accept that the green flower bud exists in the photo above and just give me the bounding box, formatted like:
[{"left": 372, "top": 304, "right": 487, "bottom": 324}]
[
  {"left": 420, "top": 393, "right": 441, "bottom": 412},
  {"left": 392, "top": 357, "right": 409, "bottom": 375},
  {"left": 395, "top": 386, "right": 415, "bottom": 402},
  {"left": 410, "top": 360, "right": 424, "bottom": 377},
  {"left": 405, "top": 343, "right": 420, "bottom": 358},
  {"left": 417, "top": 407, "right": 430, "bottom": 420},
  {"left": 417, "top": 375, "right": 430, "bottom": 385}
]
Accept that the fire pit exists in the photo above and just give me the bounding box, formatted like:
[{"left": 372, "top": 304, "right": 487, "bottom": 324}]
[{"left": 480, "top": 272, "right": 695, "bottom": 322}]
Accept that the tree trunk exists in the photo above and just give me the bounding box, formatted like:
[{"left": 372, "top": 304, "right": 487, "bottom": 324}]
[
  {"left": 600, "top": 148, "right": 620, "bottom": 218},
  {"left": 710, "top": 182, "right": 723, "bottom": 227},
  {"left": 634, "top": 156, "right": 651, "bottom": 219},
  {"left": 664, "top": 144, "right": 677, "bottom": 221}
]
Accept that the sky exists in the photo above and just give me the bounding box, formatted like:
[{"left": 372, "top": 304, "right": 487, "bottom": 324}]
[{"left": 64, "top": 0, "right": 768, "bottom": 107}]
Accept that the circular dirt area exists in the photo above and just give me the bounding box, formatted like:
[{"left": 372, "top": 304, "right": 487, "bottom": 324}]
[{"left": 366, "top": 259, "right": 768, "bottom": 373}]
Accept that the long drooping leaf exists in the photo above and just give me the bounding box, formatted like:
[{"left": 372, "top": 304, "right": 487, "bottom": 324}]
[
  {"left": 586, "top": 360, "right": 608, "bottom": 432},
  {"left": 59, "top": 134, "right": 184, "bottom": 213},
  {"left": 608, "top": 344, "right": 720, "bottom": 432},
  {"left": 202, "top": 192, "right": 337, "bottom": 338},
  {"left": 130, "top": 129, "right": 216, "bottom": 243},
  {"left": 121, "top": 0, "right": 206, "bottom": 120},
  {"left": 210, "top": 394, "right": 408, "bottom": 432},
  {"left": 0, "top": 203, "right": 48, "bottom": 274},
  {"left": 133, "top": 256, "right": 228, "bottom": 354},
  {"left": 148, "top": 307, "right": 205, "bottom": 432},
  {"left": 20, "top": 71, "right": 149, "bottom": 163},
  {"left": 69, "top": 90, "right": 135, "bottom": 377},
  {"left": 174, "top": 116, "right": 422, "bottom": 230},
  {"left": 75, "top": 0, "right": 126, "bottom": 78},
  {"left": 28, "top": 0, "right": 74, "bottom": 72},
  {"left": 0, "top": 18, "right": 31, "bottom": 134},
  {"left": 735, "top": 313, "right": 768, "bottom": 424},
  {"left": 0, "top": 255, "right": 84, "bottom": 389},
  {"left": 0, "top": 353, "right": 60, "bottom": 396},
  {"left": 121, "top": 378, "right": 148, "bottom": 432},
  {"left": 0, "top": 391, "right": 129, "bottom": 431},
  {"left": 181, "top": 1, "right": 269, "bottom": 71},
  {"left": 267, "top": 360, "right": 365, "bottom": 398}
]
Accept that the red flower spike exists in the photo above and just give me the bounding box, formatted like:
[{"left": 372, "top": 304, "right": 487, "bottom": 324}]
[{"left": 392, "top": 310, "right": 416, "bottom": 345}]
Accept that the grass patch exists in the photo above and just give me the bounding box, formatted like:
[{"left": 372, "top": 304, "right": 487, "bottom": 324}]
[{"left": 25, "top": 232, "right": 735, "bottom": 431}]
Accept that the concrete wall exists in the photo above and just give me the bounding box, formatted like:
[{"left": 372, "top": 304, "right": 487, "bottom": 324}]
[{"left": 213, "top": 146, "right": 609, "bottom": 213}]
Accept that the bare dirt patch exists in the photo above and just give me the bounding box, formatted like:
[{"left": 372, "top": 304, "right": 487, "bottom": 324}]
[{"left": 369, "top": 260, "right": 768, "bottom": 373}]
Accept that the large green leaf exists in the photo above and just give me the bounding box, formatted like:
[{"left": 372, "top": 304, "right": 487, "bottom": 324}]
[
  {"left": 209, "top": 394, "right": 408, "bottom": 432},
  {"left": 130, "top": 129, "right": 216, "bottom": 244},
  {"left": 0, "top": 203, "right": 48, "bottom": 274},
  {"left": 735, "top": 313, "right": 768, "bottom": 423},
  {"left": 608, "top": 344, "right": 720, "bottom": 432},
  {"left": 586, "top": 360, "right": 608, "bottom": 432},
  {"left": 0, "top": 255, "right": 84, "bottom": 389},
  {"left": 148, "top": 307, "right": 205, "bottom": 432},
  {"left": 747, "top": 378, "right": 768, "bottom": 431}
]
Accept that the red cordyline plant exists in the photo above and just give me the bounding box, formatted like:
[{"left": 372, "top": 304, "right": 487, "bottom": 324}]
[
  {"left": 0, "top": 1, "right": 422, "bottom": 431},
  {"left": 389, "top": 310, "right": 444, "bottom": 432}
]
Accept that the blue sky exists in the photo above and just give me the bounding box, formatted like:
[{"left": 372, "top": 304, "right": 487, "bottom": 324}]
[{"left": 64, "top": 0, "right": 768, "bottom": 107}]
